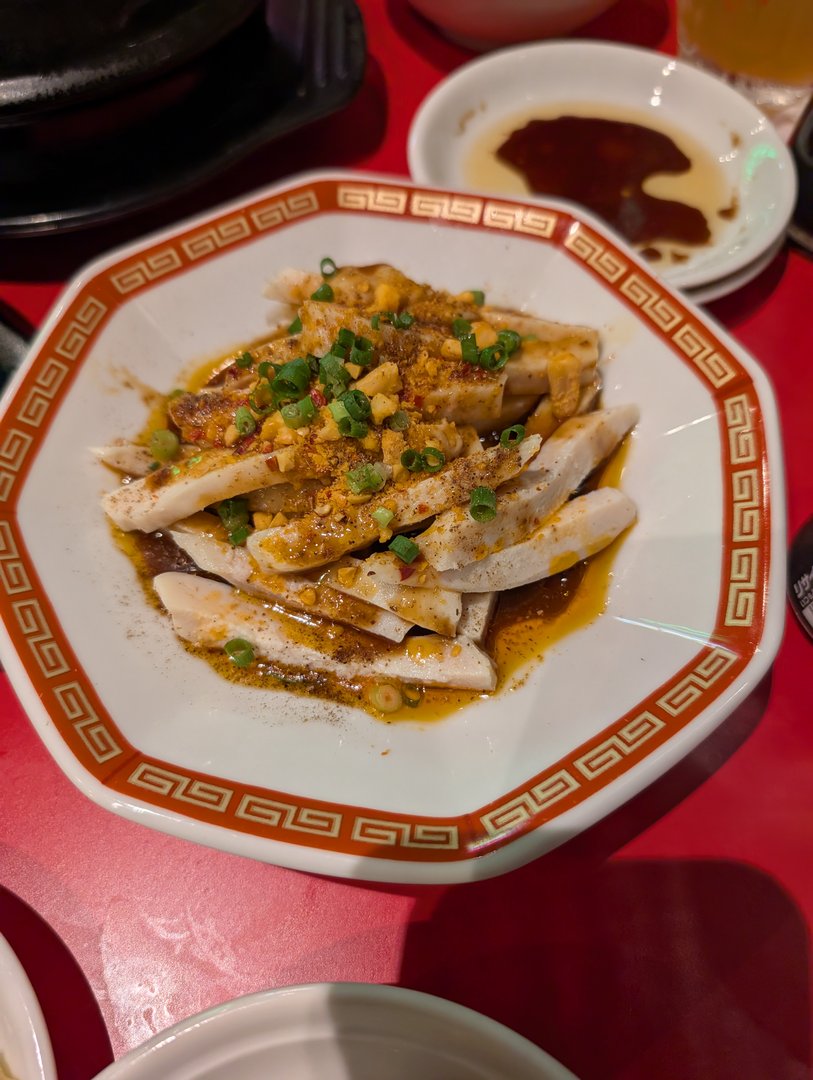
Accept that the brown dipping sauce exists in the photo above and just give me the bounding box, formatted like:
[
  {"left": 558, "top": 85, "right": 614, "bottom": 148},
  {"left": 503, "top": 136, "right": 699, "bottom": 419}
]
[{"left": 497, "top": 115, "right": 711, "bottom": 247}]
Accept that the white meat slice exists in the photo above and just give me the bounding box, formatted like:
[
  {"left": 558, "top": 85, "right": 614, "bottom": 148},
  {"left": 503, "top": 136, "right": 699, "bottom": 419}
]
[
  {"left": 347, "top": 551, "right": 445, "bottom": 588},
  {"left": 169, "top": 524, "right": 411, "bottom": 643},
  {"left": 483, "top": 309, "right": 599, "bottom": 361},
  {"left": 504, "top": 353, "right": 597, "bottom": 397},
  {"left": 320, "top": 558, "right": 461, "bottom": 636},
  {"left": 153, "top": 573, "right": 496, "bottom": 691},
  {"left": 457, "top": 593, "right": 497, "bottom": 644},
  {"left": 437, "top": 488, "right": 637, "bottom": 592},
  {"left": 92, "top": 443, "right": 155, "bottom": 476},
  {"left": 418, "top": 406, "right": 638, "bottom": 570},
  {"left": 248, "top": 434, "right": 541, "bottom": 573},
  {"left": 103, "top": 448, "right": 292, "bottom": 533}
]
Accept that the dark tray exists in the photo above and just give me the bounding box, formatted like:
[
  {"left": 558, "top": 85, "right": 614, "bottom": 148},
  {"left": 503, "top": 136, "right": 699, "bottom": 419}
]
[{"left": 0, "top": 0, "right": 366, "bottom": 236}]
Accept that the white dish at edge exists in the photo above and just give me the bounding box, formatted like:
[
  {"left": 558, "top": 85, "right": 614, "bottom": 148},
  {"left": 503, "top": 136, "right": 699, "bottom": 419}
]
[
  {"left": 0, "top": 934, "right": 56, "bottom": 1080},
  {"left": 407, "top": 40, "right": 797, "bottom": 292},
  {"left": 90, "top": 983, "right": 578, "bottom": 1080}
]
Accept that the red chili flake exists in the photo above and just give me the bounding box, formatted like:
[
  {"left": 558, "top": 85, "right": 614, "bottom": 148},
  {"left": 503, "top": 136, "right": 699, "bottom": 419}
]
[
  {"left": 265, "top": 456, "right": 280, "bottom": 471},
  {"left": 399, "top": 566, "right": 415, "bottom": 581},
  {"left": 190, "top": 427, "right": 205, "bottom": 443},
  {"left": 224, "top": 364, "right": 241, "bottom": 381},
  {"left": 417, "top": 503, "right": 429, "bottom": 514},
  {"left": 234, "top": 435, "right": 256, "bottom": 455},
  {"left": 310, "top": 388, "right": 327, "bottom": 408},
  {"left": 413, "top": 395, "right": 424, "bottom": 409}
]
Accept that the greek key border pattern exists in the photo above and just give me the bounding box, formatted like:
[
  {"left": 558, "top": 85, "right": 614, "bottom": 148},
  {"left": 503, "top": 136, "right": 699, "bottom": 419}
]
[{"left": 723, "top": 393, "right": 760, "bottom": 626}]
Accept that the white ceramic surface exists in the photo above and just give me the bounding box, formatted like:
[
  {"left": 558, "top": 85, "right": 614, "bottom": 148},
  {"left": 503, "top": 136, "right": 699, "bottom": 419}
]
[
  {"left": 407, "top": 0, "right": 619, "bottom": 48},
  {"left": 407, "top": 41, "right": 797, "bottom": 291},
  {"left": 0, "top": 170, "right": 785, "bottom": 884},
  {"left": 688, "top": 235, "right": 786, "bottom": 304},
  {"left": 0, "top": 935, "right": 56, "bottom": 1080},
  {"left": 91, "top": 983, "right": 577, "bottom": 1080}
]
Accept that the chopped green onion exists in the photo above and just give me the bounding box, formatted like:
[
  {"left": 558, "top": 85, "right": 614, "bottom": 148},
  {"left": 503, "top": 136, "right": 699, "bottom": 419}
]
[
  {"left": 281, "top": 397, "right": 316, "bottom": 429},
  {"left": 349, "top": 336, "right": 374, "bottom": 367},
  {"left": 338, "top": 417, "right": 368, "bottom": 438},
  {"left": 248, "top": 381, "right": 277, "bottom": 416},
  {"left": 168, "top": 388, "right": 185, "bottom": 399},
  {"left": 469, "top": 486, "right": 497, "bottom": 523},
  {"left": 149, "top": 429, "right": 180, "bottom": 462},
  {"left": 400, "top": 449, "right": 425, "bottom": 472},
  {"left": 288, "top": 315, "right": 302, "bottom": 334},
  {"left": 341, "top": 389, "right": 371, "bottom": 421},
  {"left": 469, "top": 289, "right": 485, "bottom": 305},
  {"left": 257, "top": 361, "right": 272, "bottom": 379},
  {"left": 388, "top": 410, "right": 410, "bottom": 432},
  {"left": 320, "top": 256, "right": 338, "bottom": 278},
  {"left": 346, "top": 462, "right": 387, "bottom": 494},
  {"left": 368, "top": 682, "right": 403, "bottom": 713},
  {"left": 224, "top": 638, "right": 254, "bottom": 668},
  {"left": 271, "top": 357, "right": 310, "bottom": 400},
  {"left": 500, "top": 424, "right": 526, "bottom": 448},
  {"left": 389, "top": 534, "right": 420, "bottom": 563},
  {"left": 497, "top": 328, "right": 522, "bottom": 355},
  {"left": 371, "top": 311, "right": 413, "bottom": 330},
  {"left": 328, "top": 399, "right": 350, "bottom": 423},
  {"left": 371, "top": 506, "right": 394, "bottom": 528},
  {"left": 396, "top": 311, "right": 414, "bottom": 328},
  {"left": 218, "top": 497, "right": 249, "bottom": 533},
  {"left": 148, "top": 461, "right": 160, "bottom": 472},
  {"left": 459, "top": 333, "right": 479, "bottom": 365},
  {"left": 228, "top": 524, "right": 250, "bottom": 547},
  {"left": 452, "top": 317, "right": 472, "bottom": 338},
  {"left": 479, "top": 344, "right": 507, "bottom": 371},
  {"left": 370, "top": 313, "right": 384, "bottom": 330},
  {"left": 402, "top": 683, "right": 422, "bottom": 708},
  {"left": 422, "top": 446, "right": 446, "bottom": 473},
  {"left": 319, "top": 354, "right": 351, "bottom": 394},
  {"left": 336, "top": 327, "right": 355, "bottom": 349},
  {"left": 235, "top": 351, "right": 253, "bottom": 369},
  {"left": 311, "top": 282, "right": 334, "bottom": 301},
  {"left": 234, "top": 406, "right": 256, "bottom": 435}
]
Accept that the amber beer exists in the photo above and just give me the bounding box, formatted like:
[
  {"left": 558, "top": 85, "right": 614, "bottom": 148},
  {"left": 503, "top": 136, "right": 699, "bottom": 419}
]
[{"left": 678, "top": 0, "right": 813, "bottom": 92}]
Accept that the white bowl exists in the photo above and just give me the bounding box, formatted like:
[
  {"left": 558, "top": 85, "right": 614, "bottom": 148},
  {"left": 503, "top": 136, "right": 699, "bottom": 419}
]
[
  {"left": 91, "top": 983, "right": 577, "bottom": 1080},
  {"left": 408, "top": 41, "right": 797, "bottom": 293},
  {"left": 0, "top": 934, "right": 56, "bottom": 1080},
  {"left": 407, "top": 0, "right": 619, "bottom": 49},
  {"left": 0, "top": 169, "right": 785, "bottom": 884}
]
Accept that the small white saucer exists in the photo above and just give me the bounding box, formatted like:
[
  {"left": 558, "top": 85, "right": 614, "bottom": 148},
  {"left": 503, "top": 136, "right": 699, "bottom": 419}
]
[
  {"left": 688, "top": 235, "right": 786, "bottom": 304},
  {"left": 408, "top": 40, "right": 797, "bottom": 293}
]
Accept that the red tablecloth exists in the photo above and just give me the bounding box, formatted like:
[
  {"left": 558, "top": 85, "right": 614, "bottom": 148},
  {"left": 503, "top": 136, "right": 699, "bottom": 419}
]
[{"left": 2, "top": 2, "right": 813, "bottom": 1078}]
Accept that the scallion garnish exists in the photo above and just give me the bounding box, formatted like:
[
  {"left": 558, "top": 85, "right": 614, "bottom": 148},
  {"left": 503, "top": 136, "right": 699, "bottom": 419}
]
[
  {"left": 248, "top": 381, "right": 277, "bottom": 416},
  {"left": 281, "top": 397, "right": 317, "bottom": 429},
  {"left": 452, "top": 317, "right": 472, "bottom": 338},
  {"left": 341, "top": 389, "right": 371, "bottom": 421},
  {"left": 338, "top": 416, "right": 368, "bottom": 439},
  {"left": 311, "top": 282, "right": 334, "bottom": 302},
  {"left": 459, "top": 333, "right": 479, "bottom": 365},
  {"left": 218, "top": 497, "right": 251, "bottom": 545},
  {"left": 469, "top": 486, "right": 497, "bottom": 522},
  {"left": 224, "top": 638, "right": 254, "bottom": 667},
  {"left": 367, "top": 682, "right": 403, "bottom": 713},
  {"left": 499, "top": 424, "right": 525, "bottom": 448},
  {"left": 497, "top": 328, "right": 521, "bottom": 356},
  {"left": 478, "top": 344, "right": 507, "bottom": 371},
  {"left": 150, "top": 429, "right": 180, "bottom": 462},
  {"left": 349, "top": 335, "right": 374, "bottom": 367},
  {"left": 470, "top": 289, "right": 485, "bottom": 305},
  {"left": 402, "top": 683, "right": 422, "bottom": 708},
  {"left": 388, "top": 410, "right": 410, "bottom": 432},
  {"left": 396, "top": 311, "right": 414, "bottom": 328},
  {"left": 371, "top": 311, "right": 413, "bottom": 330},
  {"left": 400, "top": 449, "right": 425, "bottom": 472},
  {"left": 271, "top": 356, "right": 310, "bottom": 401},
  {"left": 336, "top": 327, "right": 355, "bottom": 349},
  {"left": 320, "top": 256, "right": 338, "bottom": 278},
  {"left": 257, "top": 361, "right": 272, "bottom": 379},
  {"left": 288, "top": 315, "right": 303, "bottom": 334},
  {"left": 389, "top": 534, "right": 420, "bottom": 563},
  {"left": 371, "top": 506, "right": 394, "bottom": 528},
  {"left": 234, "top": 406, "right": 256, "bottom": 435},
  {"left": 422, "top": 446, "right": 446, "bottom": 473},
  {"left": 328, "top": 399, "right": 350, "bottom": 423},
  {"left": 235, "top": 351, "right": 253, "bottom": 369},
  {"left": 346, "top": 462, "right": 387, "bottom": 494},
  {"left": 319, "top": 354, "right": 352, "bottom": 398}
]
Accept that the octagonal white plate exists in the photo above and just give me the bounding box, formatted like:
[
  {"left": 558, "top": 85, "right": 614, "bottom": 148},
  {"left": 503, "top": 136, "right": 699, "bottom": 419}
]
[
  {"left": 407, "top": 41, "right": 797, "bottom": 295},
  {"left": 0, "top": 170, "right": 785, "bottom": 884}
]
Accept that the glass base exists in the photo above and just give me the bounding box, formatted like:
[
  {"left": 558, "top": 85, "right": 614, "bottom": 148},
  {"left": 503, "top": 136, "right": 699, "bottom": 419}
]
[{"left": 678, "top": 44, "right": 812, "bottom": 138}]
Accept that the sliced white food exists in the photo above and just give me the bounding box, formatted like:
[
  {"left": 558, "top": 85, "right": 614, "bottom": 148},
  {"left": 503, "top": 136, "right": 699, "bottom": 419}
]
[
  {"left": 320, "top": 558, "right": 461, "bottom": 636},
  {"left": 457, "top": 592, "right": 497, "bottom": 644},
  {"left": 169, "top": 524, "right": 412, "bottom": 643},
  {"left": 248, "top": 434, "right": 541, "bottom": 573},
  {"left": 153, "top": 573, "right": 496, "bottom": 691},
  {"left": 348, "top": 551, "right": 445, "bottom": 588},
  {"left": 91, "top": 443, "right": 155, "bottom": 476},
  {"left": 103, "top": 448, "right": 289, "bottom": 533},
  {"left": 437, "top": 488, "right": 637, "bottom": 592},
  {"left": 418, "top": 405, "right": 639, "bottom": 570}
]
